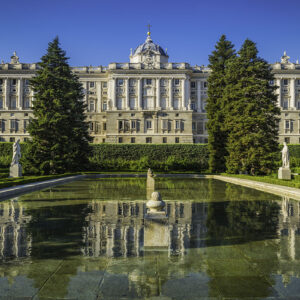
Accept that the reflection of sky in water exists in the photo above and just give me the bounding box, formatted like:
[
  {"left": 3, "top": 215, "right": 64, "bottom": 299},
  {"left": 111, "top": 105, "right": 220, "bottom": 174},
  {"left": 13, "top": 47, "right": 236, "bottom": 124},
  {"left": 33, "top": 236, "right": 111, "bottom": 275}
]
[{"left": 0, "top": 178, "right": 300, "bottom": 298}]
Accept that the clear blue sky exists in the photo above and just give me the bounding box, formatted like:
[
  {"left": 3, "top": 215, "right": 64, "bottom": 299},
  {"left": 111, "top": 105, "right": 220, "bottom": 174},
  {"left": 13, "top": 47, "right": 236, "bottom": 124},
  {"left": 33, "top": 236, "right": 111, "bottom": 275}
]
[{"left": 1, "top": 0, "right": 300, "bottom": 67}]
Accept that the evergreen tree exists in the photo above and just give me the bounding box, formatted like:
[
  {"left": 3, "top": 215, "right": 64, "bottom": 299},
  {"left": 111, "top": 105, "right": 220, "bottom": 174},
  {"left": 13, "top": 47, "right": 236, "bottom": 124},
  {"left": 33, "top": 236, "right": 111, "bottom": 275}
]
[
  {"left": 224, "top": 39, "right": 280, "bottom": 175},
  {"left": 206, "top": 35, "right": 235, "bottom": 173},
  {"left": 24, "top": 37, "right": 91, "bottom": 175}
]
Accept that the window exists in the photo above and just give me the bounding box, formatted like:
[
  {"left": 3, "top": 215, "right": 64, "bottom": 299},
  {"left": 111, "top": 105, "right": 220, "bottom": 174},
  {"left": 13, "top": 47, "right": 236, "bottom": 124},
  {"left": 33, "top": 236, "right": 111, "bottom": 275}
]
[
  {"left": 192, "top": 122, "right": 196, "bottom": 130},
  {"left": 269, "top": 80, "right": 274, "bottom": 85},
  {"left": 0, "top": 98, "right": 2, "bottom": 109},
  {"left": 89, "top": 122, "right": 94, "bottom": 131},
  {"left": 24, "top": 98, "right": 30, "bottom": 109},
  {"left": 146, "top": 120, "right": 152, "bottom": 129},
  {"left": 283, "top": 100, "right": 289, "bottom": 109},
  {"left": 160, "top": 79, "right": 167, "bottom": 86},
  {"left": 131, "top": 137, "right": 135, "bottom": 143},
  {"left": 119, "top": 120, "right": 123, "bottom": 130},
  {"left": 297, "top": 101, "right": 300, "bottom": 109},
  {"left": 12, "top": 79, "right": 17, "bottom": 86},
  {"left": 191, "top": 81, "right": 196, "bottom": 88},
  {"left": 131, "top": 120, "right": 136, "bottom": 129},
  {"left": 283, "top": 79, "right": 289, "bottom": 86},
  {"left": 24, "top": 79, "right": 30, "bottom": 85},
  {"left": 124, "top": 120, "right": 130, "bottom": 132},
  {"left": 175, "top": 120, "right": 180, "bottom": 129},
  {"left": 0, "top": 79, "right": 3, "bottom": 85},
  {"left": 181, "top": 121, "right": 184, "bottom": 131},
  {"left": 203, "top": 81, "right": 208, "bottom": 88},
  {"left": 102, "top": 82, "right": 107, "bottom": 88},
  {"left": 24, "top": 120, "right": 29, "bottom": 131},
  {"left": 24, "top": 137, "right": 29, "bottom": 142},
  {"left": 162, "top": 137, "right": 167, "bottom": 143},
  {"left": 10, "top": 97, "right": 16, "bottom": 109},
  {"left": 10, "top": 137, "right": 15, "bottom": 143},
  {"left": 89, "top": 100, "right": 95, "bottom": 112},
  {"left": 146, "top": 137, "right": 152, "bottom": 143},
  {"left": 0, "top": 120, "right": 5, "bottom": 131},
  {"left": 102, "top": 138, "right": 105, "bottom": 143},
  {"left": 285, "top": 120, "right": 294, "bottom": 132},
  {"left": 117, "top": 79, "right": 124, "bottom": 86},
  {"left": 10, "top": 119, "right": 18, "bottom": 131},
  {"left": 118, "top": 137, "right": 123, "bottom": 143},
  {"left": 129, "top": 79, "right": 136, "bottom": 87},
  {"left": 173, "top": 98, "right": 179, "bottom": 110},
  {"left": 103, "top": 102, "right": 107, "bottom": 111},
  {"left": 129, "top": 98, "right": 135, "bottom": 109},
  {"left": 174, "top": 79, "right": 180, "bottom": 86},
  {"left": 175, "top": 137, "right": 179, "bottom": 143},
  {"left": 89, "top": 82, "right": 95, "bottom": 88},
  {"left": 117, "top": 98, "right": 123, "bottom": 109},
  {"left": 284, "top": 137, "right": 290, "bottom": 144},
  {"left": 297, "top": 80, "right": 300, "bottom": 86},
  {"left": 146, "top": 79, "right": 152, "bottom": 85},
  {"left": 0, "top": 137, "right": 5, "bottom": 142},
  {"left": 103, "top": 122, "right": 106, "bottom": 131},
  {"left": 191, "top": 102, "right": 196, "bottom": 110}
]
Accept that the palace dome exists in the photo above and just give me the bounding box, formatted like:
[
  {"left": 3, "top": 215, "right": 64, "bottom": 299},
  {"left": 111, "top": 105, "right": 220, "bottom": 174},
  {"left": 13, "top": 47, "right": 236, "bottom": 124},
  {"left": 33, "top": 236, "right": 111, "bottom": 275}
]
[{"left": 133, "top": 34, "right": 167, "bottom": 56}]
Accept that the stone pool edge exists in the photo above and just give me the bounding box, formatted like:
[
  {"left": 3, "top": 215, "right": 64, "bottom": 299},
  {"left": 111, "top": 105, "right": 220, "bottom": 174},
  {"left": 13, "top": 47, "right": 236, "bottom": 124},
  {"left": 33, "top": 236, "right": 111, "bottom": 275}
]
[
  {"left": 214, "top": 175, "right": 300, "bottom": 200},
  {"left": 0, "top": 175, "right": 86, "bottom": 200}
]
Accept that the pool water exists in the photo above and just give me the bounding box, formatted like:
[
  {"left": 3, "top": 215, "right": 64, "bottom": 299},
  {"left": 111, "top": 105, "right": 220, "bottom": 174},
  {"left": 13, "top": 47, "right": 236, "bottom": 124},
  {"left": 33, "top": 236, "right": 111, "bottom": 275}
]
[{"left": 0, "top": 177, "right": 300, "bottom": 299}]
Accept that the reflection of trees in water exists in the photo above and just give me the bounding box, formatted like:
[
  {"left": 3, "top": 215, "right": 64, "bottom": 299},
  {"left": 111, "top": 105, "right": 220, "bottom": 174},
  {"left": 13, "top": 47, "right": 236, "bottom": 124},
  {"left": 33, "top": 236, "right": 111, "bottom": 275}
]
[{"left": 206, "top": 181, "right": 281, "bottom": 298}]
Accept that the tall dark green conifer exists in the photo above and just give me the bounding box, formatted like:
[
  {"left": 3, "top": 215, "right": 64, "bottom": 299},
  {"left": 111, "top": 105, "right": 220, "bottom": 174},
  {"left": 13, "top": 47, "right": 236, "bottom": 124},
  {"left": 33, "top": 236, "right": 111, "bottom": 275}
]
[
  {"left": 206, "top": 35, "right": 235, "bottom": 173},
  {"left": 224, "top": 39, "right": 280, "bottom": 175},
  {"left": 24, "top": 37, "right": 91, "bottom": 174}
]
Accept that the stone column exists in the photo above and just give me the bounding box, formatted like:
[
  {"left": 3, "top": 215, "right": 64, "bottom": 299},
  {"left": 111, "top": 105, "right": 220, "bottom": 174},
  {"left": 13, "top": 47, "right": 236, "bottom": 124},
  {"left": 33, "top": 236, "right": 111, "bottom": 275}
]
[
  {"left": 197, "top": 80, "right": 201, "bottom": 112},
  {"left": 138, "top": 78, "right": 143, "bottom": 109},
  {"left": 97, "top": 81, "right": 102, "bottom": 112},
  {"left": 276, "top": 78, "right": 281, "bottom": 107},
  {"left": 125, "top": 79, "right": 130, "bottom": 110},
  {"left": 156, "top": 78, "right": 160, "bottom": 109},
  {"left": 181, "top": 79, "right": 185, "bottom": 110},
  {"left": 290, "top": 78, "right": 296, "bottom": 109},
  {"left": 169, "top": 78, "right": 173, "bottom": 109},
  {"left": 18, "top": 79, "right": 23, "bottom": 109},
  {"left": 4, "top": 78, "right": 9, "bottom": 109},
  {"left": 112, "top": 79, "right": 116, "bottom": 110}
]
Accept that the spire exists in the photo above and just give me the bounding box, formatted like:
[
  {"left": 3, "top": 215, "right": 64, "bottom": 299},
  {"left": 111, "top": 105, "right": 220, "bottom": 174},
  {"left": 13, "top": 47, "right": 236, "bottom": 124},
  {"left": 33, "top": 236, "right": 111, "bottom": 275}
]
[{"left": 147, "top": 24, "right": 151, "bottom": 37}]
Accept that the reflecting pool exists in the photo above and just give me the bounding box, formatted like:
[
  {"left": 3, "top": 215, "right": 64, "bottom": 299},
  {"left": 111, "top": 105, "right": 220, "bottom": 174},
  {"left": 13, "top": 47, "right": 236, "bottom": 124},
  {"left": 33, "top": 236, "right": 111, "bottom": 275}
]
[{"left": 0, "top": 177, "right": 300, "bottom": 299}]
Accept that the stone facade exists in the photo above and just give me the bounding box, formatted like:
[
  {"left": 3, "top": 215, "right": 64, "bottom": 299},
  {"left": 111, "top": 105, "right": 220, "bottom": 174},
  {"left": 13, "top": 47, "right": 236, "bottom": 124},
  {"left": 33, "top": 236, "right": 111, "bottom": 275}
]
[{"left": 0, "top": 34, "right": 297, "bottom": 144}]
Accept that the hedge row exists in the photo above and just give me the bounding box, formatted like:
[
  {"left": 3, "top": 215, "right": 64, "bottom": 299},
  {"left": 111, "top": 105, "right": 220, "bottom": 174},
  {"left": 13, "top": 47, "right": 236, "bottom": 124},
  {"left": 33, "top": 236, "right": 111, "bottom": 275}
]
[{"left": 1, "top": 142, "right": 300, "bottom": 172}]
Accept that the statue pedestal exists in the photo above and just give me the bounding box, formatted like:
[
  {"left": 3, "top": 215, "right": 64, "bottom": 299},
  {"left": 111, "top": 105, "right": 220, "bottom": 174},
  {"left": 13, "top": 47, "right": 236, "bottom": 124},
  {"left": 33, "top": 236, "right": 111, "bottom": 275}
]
[
  {"left": 144, "top": 214, "right": 169, "bottom": 248},
  {"left": 10, "top": 163, "right": 22, "bottom": 178},
  {"left": 278, "top": 167, "right": 291, "bottom": 180}
]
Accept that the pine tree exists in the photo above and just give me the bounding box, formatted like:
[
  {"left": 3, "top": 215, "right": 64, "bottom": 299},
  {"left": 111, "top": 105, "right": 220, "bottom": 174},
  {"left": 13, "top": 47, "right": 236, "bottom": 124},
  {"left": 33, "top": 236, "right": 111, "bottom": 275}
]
[
  {"left": 206, "top": 35, "right": 235, "bottom": 173},
  {"left": 24, "top": 37, "right": 91, "bottom": 175},
  {"left": 224, "top": 39, "right": 280, "bottom": 175}
]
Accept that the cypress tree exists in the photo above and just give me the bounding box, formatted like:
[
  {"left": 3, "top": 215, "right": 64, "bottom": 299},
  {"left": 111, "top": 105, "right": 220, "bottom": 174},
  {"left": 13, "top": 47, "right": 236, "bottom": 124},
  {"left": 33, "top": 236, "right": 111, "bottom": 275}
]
[
  {"left": 224, "top": 39, "right": 280, "bottom": 175},
  {"left": 206, "top": 35, "right": 235, "bottom": 173},
  {"left": 24, "top": 37, "right": 91, "bottom": 175}
]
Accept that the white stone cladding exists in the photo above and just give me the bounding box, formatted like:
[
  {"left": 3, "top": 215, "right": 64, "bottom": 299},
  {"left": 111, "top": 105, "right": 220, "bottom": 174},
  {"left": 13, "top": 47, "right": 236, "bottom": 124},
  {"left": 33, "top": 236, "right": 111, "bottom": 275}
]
[{"left": 0, "top": 39, "right": 297, "bottom": 144}]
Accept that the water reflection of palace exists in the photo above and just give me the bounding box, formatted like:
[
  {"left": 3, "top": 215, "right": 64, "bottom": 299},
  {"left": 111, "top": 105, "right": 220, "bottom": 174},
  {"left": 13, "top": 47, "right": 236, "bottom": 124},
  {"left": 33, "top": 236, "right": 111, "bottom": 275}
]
[
  {"left": 277, "top": 197, "right": 300, "bottom": 284},
  {"left": 0, "top": 199, "right": 31, "bottom": 259},
  {"left": 82, "top": 201, "right": 205, "bottom": 257}
]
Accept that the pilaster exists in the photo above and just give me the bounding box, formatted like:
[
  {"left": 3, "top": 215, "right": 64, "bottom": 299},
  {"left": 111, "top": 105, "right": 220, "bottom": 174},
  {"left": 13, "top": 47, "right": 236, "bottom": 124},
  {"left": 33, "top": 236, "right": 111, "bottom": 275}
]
[
  {"left": 97, "top": 81, "right": 102, "bottom": 112},
  {"left": 168, "top": 78, "right": 173, "bottom": 109},
  {"left": 5, "top": 78, "right": 9, "bottom": 109},
  {"left": 291, "top": 78, "right": 296, "bottom": 109},
  {"left": 197, "top": 80, "right": 201, "bottom": 112},
  {"left": 156, "top": 78, "right": 160, "bottom": 109},
  {"left": 18, "top": 79, "right": 23, "bottom": 109},
  {"left": 276, "top": 78, "right": 281, "bottom": 107}
]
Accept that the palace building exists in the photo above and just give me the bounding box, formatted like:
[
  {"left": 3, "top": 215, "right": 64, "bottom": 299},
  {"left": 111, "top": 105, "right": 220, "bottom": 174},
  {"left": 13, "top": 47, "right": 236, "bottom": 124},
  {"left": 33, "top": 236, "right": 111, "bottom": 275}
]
[{"left": 0, "top": 31, "right": 299, "bottom": 144}]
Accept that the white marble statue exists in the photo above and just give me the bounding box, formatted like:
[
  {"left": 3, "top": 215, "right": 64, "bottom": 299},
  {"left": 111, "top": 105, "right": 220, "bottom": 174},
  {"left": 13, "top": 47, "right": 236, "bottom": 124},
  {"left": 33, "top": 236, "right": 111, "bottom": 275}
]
[
  {"left": 281, "top": 142, "right": 290, "bottom": 169},
  {"left": 11, "top": 139, "right": 21, "bottom": 166}
]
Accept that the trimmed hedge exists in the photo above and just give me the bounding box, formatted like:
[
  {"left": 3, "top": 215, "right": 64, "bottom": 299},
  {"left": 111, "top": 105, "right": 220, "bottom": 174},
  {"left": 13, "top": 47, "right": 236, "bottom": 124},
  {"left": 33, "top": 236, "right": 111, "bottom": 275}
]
[{"left": 2, "top": 142, "right": 300, "bottom": 172}]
